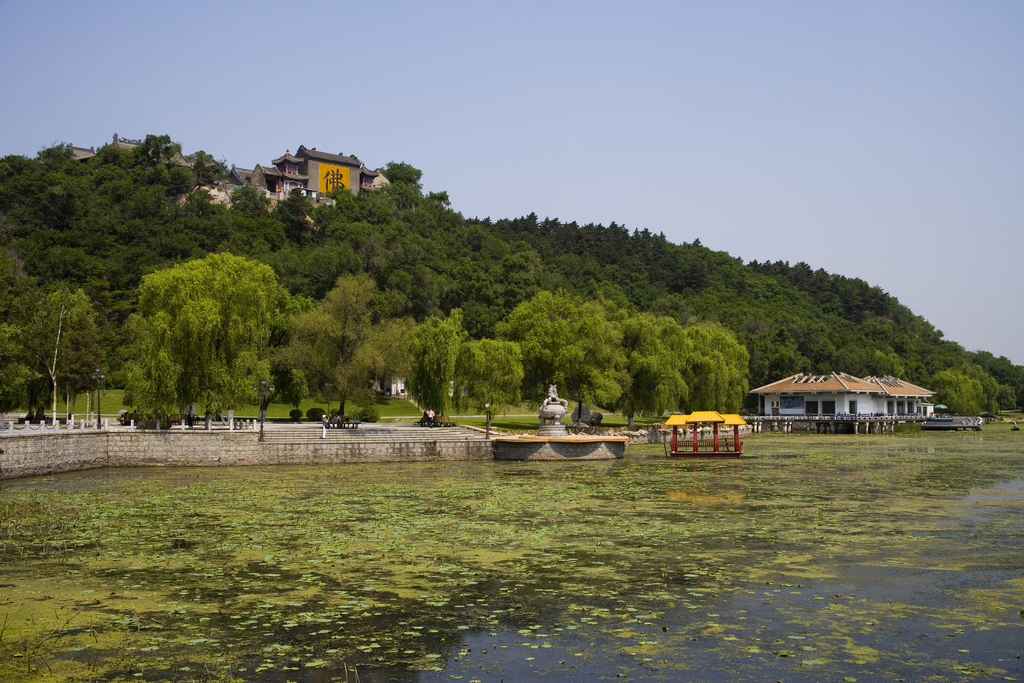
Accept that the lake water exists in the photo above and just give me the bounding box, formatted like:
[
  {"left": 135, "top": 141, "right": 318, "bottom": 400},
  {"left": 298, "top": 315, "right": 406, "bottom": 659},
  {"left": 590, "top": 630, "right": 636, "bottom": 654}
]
[{"left": 1, "top": 431, "right": 1022, "bottom": 682}]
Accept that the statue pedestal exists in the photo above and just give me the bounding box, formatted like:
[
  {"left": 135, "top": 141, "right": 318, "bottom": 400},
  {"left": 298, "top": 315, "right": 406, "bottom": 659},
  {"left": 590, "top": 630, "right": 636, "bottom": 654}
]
[
  {"left": 538, "top": 423, "right": 567, "bottom": 436},
  {"left": 492, "top": 435, "right": 628, "bottom": 461}
]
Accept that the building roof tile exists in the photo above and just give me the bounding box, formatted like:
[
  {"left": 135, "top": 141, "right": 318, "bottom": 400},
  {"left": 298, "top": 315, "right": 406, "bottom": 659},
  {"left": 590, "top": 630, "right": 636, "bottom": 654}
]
[
  {"left": 296, "top": 145, "right": 361, "bottom": 166},
  {"left": 271, "top": 153, "right": 302, "bottom": 165},
  {"left": 862, "top": 376, "right": 934, "bottom": 397},
  {"left": 749, "top": 371, "right": 922, "bottom": 395},
  {"left": 255, "top": 164, "right": 283, "bottom": 177},
  {"left": 70, "top": 146, "right": 95, "bottom": 161}
]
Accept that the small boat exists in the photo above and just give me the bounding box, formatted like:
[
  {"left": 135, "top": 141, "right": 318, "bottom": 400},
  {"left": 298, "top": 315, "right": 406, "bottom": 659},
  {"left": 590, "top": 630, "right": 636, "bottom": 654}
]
[{"left": 920, "top": 416, "right": 982, "bottom": 431}]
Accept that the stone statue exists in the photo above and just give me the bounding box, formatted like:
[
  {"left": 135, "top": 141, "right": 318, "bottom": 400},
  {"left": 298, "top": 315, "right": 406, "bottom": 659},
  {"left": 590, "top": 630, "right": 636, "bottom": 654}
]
[{"left": 538, "top": 385, "right": 568, "bottom": 435}]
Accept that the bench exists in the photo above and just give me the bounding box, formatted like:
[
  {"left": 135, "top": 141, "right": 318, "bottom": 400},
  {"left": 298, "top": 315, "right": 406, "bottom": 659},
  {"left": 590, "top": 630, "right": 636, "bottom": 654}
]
[
  {"left": 16, "top": 417, "right": 68, "bottom": 426},
  {"left": 328, "top": 417, "right": 361, "bottom": 429},
  {"left": 418, "top": 416, "right": 457, "bottom": 428}
]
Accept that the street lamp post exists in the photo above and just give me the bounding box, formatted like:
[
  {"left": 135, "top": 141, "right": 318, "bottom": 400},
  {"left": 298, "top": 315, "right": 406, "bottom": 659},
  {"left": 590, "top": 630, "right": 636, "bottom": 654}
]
[
  {"left": 485, "top": 402, "right": 491, "bottom": 438},
  {"left": 90, "top": 366, "right": 105, "bottom": 430},
  {"left": 254, "top": 378, "right": 274, "bottom": 442}
]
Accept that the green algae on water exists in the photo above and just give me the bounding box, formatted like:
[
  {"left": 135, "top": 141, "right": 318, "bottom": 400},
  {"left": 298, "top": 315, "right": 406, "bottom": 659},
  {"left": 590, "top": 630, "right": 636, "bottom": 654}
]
[{"left": 0, "top": 431, "right": 1022, "bottom": 681}]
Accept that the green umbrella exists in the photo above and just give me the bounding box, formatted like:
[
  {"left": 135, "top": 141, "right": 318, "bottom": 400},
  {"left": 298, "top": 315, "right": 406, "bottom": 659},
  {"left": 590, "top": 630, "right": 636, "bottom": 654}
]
[{"left": 934, "top": 404, "right": 948, "bottom": 410}]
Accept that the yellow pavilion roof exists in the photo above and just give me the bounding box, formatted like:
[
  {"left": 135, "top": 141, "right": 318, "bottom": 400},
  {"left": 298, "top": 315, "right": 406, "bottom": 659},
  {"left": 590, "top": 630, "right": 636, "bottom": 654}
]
[
  {"left": 688, "top": 411, "right": 726, "bottom": 423},
  {"left": 720, "top": 414, "right": 747, "bottom": 426},
  {"left": 665, "top": 411, "right": 728, "bottom": 425}
]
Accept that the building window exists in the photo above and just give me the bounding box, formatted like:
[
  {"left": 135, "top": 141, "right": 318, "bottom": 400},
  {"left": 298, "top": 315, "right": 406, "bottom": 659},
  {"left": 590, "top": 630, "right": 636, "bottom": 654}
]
[
  {"left": 822, "top": 400, "right": 836, "bottom": 414},
  {"left": 805, "top": 401, "right": 818, "bottom": 415},
  {"left": 849, "top": 400, "right": 857, "bottom": 414}
]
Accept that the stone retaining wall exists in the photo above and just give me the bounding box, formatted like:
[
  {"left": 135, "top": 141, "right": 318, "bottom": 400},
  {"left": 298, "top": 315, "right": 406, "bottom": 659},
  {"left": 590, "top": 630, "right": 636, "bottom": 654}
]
[{"left": 0, "top": 432, "right": 493, "bottom": 480}]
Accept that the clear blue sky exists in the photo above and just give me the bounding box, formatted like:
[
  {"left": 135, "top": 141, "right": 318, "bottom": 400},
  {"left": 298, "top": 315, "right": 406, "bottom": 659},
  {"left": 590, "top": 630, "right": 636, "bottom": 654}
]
[{"left": 2, "top": 1, "right": 1022, "bottom": 363}]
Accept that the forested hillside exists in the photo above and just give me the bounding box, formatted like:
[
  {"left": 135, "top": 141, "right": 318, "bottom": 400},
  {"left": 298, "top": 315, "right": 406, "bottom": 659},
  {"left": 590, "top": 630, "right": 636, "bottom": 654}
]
[{"left": 1, "top": 136, "right": 1021, "bottom": 415}]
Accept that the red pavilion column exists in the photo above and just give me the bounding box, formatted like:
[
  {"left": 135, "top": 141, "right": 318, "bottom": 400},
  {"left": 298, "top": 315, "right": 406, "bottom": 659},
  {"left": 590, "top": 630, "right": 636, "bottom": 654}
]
[
  {"left": 671, "top": 425, "right": 677, "bottom": 454},
  {"left": 713, "top": 423, "right": 719, "bottom": 453}
]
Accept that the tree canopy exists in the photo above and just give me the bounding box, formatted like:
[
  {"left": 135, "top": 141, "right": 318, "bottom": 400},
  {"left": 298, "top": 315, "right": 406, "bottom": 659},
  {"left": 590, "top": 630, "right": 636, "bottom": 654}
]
[
  {"left": 124, "top": 253, "right": 281, "bottom": 417},
  {"left": 408, "top": 309, "right": 466, "bottom": 417},
  {"left": 1, "top": 134, "right": 1021, "bottom": 417},
  {"left": 454, "top": 339, "right": 524, "bottom": 414},
  {"left": 277, "top": 273, "right": 414, "bottom": 417}
]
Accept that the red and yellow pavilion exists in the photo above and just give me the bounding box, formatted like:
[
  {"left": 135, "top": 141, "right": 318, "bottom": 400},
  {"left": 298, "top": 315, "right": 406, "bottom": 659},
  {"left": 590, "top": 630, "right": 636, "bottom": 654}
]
[{"left": 665, "top": 411, "right": 746, "bottom": 458}]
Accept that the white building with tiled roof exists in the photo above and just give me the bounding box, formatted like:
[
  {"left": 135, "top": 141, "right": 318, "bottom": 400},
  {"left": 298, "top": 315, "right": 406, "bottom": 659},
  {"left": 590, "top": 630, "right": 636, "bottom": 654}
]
[{"left": 750, "top": 372, "right": 934, "bottom": 417}]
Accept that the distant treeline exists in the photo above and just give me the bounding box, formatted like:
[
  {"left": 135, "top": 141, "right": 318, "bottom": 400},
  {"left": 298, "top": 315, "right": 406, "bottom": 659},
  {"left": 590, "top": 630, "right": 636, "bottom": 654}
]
[{"left": 0, "top": 135, "right": 1020, "bottom": 415}]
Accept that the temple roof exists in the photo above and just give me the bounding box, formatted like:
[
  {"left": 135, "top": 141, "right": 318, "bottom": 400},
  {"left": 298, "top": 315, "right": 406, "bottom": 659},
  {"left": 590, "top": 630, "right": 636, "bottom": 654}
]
[
  {"left": 256, "top": 164, "right": 283, "bottom": 177},
  {"left": 296, "top": 145, "right": 361, "bottom": 166},
  {"left": 112, "top": 133, "right": 141, "bottom": 149},
  {"left": 70, "top": 146, "right": 95, "bottom": 161},
  {"left": 272, "top": 152, "right": 302, "bottom": 165}
]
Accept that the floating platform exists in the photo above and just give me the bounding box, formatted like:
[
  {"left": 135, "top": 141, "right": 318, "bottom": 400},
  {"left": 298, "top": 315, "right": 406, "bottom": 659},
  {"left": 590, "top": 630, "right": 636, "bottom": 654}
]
[
  {"left": 668, "top": 447, "right": 743, "bottom": 459},
  {"left": 492, "top": 435, "right": 628, "bottom": 461},
  {"left": 920, "top": 416, "right": 983, "bottom": 431},
  {"left": 666, "top": 411, "right": 744, "bottom": 458}
]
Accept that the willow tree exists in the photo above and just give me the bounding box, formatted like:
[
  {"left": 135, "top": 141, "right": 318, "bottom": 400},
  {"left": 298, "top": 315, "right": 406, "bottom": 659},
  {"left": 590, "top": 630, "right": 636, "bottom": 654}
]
[
  {"left": 454, "top": 338, "right": 524, "bottom": 414},
  {"left": 277, "top": 273, "right": 415, "bottom": 417},
  {"left": 673, "top": 323, "right": 749, "bottom": 413},
  {"left": 125, "top": 253, "right": 280, "bottom": 422},
  {"left": 408, "top": 309, "right": 466, "bottom": 417},
  {"left": 616, "top": 313, "right": 687, "bottom": 427},
  {"left": 930, "top": 369, "right": 984, "bottom": 415},
  {"left": 497, "top": 291, "right": 625, "bottom": 415},
  {"left": 558, "top": 301, "right": 627, "bottom": 415}
]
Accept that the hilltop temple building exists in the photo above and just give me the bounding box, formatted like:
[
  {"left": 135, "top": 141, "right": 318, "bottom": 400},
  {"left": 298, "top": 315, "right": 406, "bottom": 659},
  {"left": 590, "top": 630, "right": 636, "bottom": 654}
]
[{"left": 247, "top": 146, "right": 387, "bottom": 200}]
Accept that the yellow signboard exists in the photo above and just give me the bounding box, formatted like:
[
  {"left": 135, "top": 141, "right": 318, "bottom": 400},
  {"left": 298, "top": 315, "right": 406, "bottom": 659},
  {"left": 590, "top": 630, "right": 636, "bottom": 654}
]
[{"left": 318, "top": 164, "right": 350, "bottom": 193}]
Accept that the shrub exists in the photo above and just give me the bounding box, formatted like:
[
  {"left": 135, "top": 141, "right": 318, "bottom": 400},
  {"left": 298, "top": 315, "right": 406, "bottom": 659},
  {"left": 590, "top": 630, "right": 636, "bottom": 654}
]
[
  {"left": 105, "top": 369, "right": 128, "bottom": 390},
  {"left": 306, "top": 407, "right": 325, "bottom": 422},
  {"left": 357, "top": 405, "right": 380, "bottom": 423},
  {"left": 289, "top": 409, "right": 303, "bottom": 423}
]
